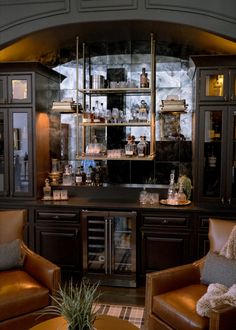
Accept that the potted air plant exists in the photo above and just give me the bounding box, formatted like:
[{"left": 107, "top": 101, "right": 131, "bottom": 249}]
[{"left": 43, "top": 278, "right": 100, "bottom": 330}]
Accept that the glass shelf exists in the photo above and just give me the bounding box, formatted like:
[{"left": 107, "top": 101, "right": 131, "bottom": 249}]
[
  {"left": 79, "top": 87, "right": 151, "bottom": 95},
  {"left": 79, "top": 122, "right": 151, "bottom": 127}
]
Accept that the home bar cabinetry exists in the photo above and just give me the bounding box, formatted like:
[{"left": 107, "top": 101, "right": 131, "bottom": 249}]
[
  {"left": 140, "top": 211, "right": 194, "bottom": 279},
  {"left": 35, "top": 209, "right": 82, "bottom": 277},
  {"left": 0, "top": 62, "right": 62, "bottom": 199},
  {"left": 1, "top": 54, "right": 236, "bottom": 287},
  {"left": 191, "top": 55, "right": 236, "bottom": 207}
]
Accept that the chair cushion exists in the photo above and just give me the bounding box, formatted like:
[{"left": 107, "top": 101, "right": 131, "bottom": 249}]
[
  {"left": 0, "top": 269, "right": 49, "bottom": 321},
  {"left": 153, "top": 284, "right": 209, "bottom": 330},
  {"left": 201, "top": 251, "right": 236, "bottom": 288},
  {"left": 0, "top": 239, "right": 25, "bottom": 270}
]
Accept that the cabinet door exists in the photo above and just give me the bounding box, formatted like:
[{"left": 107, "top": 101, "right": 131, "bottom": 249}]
[
  {"left": 0, "top": 110, "right": 8, "bottom": 195},
  {"left": 199, "top": 69, "right": 228, "bottom": 101},
  {"left": 141, "top": 231, "right": 191, "bottom": 273},
  {"left": 140, "top": 213, "right": 192, "bottom": 273},
  {"left": 197, "top": 106, "right": 228, "bottom": 205},
  {"left": 82, "top": 211, "right": 108, "bottom": 274},
  {"left": 35, "top": 210, "right": 81, "bottom": 273},
  {"left": 81, "top": 210, "right": 136, "bottom": 287},
  {"left": 110, "top": 211, "right": 136, "bottom": 276},
  {"left": 9, "top": 108, "right": 33, "bottom": 196},
  {"left": 8, "top": 75, "right": 32, "bottom": 104},
  {"left": 0, "top": 76, "right": 7, "bottom": 104},
  {"left": 229, "top": 70, "right": 236, "bottom": 102},
  {"left": 35, "top": 225, "right": 80, "bottom": 271},
  {"left": 226, "top": 106, "right": 236, "bottom": 205}
]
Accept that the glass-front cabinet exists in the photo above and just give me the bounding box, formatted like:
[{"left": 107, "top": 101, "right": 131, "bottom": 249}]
[
  {"left": 0, "top": 108, "right": 33, "bottom": 197},
  {"left": 0, "top": 62, "right": 62, "bottom": 199},
  {"left": 199, "top": 69, "right": 236, "bottom": 102},
  {"left": 0, "top": 75, "right": 32, "bottom": 104},
  {"left": 81, "top": 210, "right": 136, "bottom": 287},
  {"left": 197, "top": 105, "right": 236, "bottom": 206},
  {"left": 191, "top": 55, "right": 236, "bottom": 207}
]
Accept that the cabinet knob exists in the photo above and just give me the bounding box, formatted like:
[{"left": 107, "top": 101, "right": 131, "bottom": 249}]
[
  {"left": 227, "top": 198, "right": 231, "bottom": 205},
  {"left": 221, "top": 197, "right": 225, "bottom": 205},
  {"left": 161, "top": 219, "right": 168, "bottom": 224}
]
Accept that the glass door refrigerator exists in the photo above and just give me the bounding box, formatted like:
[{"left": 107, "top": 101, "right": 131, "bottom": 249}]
[{"left": 81, "top": 210, "right": 136, "bottom": 287}]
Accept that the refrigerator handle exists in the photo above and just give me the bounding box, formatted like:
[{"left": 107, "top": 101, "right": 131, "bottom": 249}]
[
  {"left": 109, "top": 218, "right": 112, "bottom": 275},
  {"left": 105, "top": 218, "right": 108, "bottom": 274}
]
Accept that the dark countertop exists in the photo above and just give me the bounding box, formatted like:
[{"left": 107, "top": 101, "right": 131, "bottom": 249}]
[{"left": 36, "top": 196, "right": 197, "bottom": 213}]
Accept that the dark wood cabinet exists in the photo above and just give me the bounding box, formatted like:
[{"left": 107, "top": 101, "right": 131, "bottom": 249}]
[
  {"left": 140, "top": 212, "right": 194, "bottom": 277},
  {"left": 0, "top": 62, "right": 62, "bottom": 199},
  {"left": 35, "top": 209, "right": 82, "bottom": 277},
  {"left": 191, "top": 55, "right": 236, "bottom": 207}
]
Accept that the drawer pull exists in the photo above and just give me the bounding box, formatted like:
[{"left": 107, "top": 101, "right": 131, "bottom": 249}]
[
  {"left": 52, "top": 215, "right": 59, "bottom": 219},
  {"left": 161, "top": 219, "right": 168, "bottom": 224}
]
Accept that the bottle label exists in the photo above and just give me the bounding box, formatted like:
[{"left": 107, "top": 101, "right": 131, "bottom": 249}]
[{"left": 76, "top": 176, "right": 83, "bottom": 183}]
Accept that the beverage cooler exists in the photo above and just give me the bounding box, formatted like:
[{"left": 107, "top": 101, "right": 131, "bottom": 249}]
[{"left": 81, "top": 210, "right": 137, "bottom": 287}]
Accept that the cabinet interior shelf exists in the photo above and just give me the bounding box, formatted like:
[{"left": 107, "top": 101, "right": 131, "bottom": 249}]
[{"left": 79, "top": 87, "right": 151, "bottom": 95}]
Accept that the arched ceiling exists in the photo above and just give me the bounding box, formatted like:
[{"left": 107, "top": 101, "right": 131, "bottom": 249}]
[{"left": 1, "top": 20, "right": 236, "bottom": 67}]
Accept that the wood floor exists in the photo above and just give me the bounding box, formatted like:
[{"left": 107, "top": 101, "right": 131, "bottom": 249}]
[{"left": 98, "top": 285, "right": 145, "bottom": 306}]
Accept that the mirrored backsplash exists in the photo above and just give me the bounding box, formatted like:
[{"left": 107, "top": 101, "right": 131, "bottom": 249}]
[{"left": 51, "top": 44, "right": 193, "bottom": 185}]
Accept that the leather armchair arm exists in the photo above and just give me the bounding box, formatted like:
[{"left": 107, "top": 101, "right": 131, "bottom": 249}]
[
  {"left": 146, "top": 262, "right": 202, "bottom": 297},
  {"left": 210, "top": 304, "right": 236, "bottom": 330},
  {"left": 22, "top": 243, "right": 61, "bottom": 296}
]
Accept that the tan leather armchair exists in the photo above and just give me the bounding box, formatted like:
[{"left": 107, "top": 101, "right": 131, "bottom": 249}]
[
  {"left": 0, "top": 209, "right": 61, "bottom": 330},
  {"left": 144, "top": 218, "right": 236, "bottom": 330}
]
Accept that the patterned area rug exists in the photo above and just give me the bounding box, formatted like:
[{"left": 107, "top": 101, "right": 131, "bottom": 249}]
[{"left": 94, "top": 304, "right": 145, "bottom": 329}]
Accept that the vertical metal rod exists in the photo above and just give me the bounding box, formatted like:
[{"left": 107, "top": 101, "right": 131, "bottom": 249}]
[
  {"left": 150, "top": 33, "right": 156, "bottom": 157},
  {"left": 82, "top": 43, "right": 86, "bottom": 155},
  {"left": 109, "top": 218, "right": 112, "bottom": 275},
  {"left": 105, "top": 218, "right": 108, "bottom": 274},
  {"left": 75, "top": 36, "right": 79, "bottom": 158}
]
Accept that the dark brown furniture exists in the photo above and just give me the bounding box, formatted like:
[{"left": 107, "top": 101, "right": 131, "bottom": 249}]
[
  {"left": 144, "top": 218, "right": 236, "bottom": 330},
  {"left": 0, "top": 209, "right": 61, "bottom": 330},
  {"left": 191, "top": 55, "right": 236, "bottom": 208}
]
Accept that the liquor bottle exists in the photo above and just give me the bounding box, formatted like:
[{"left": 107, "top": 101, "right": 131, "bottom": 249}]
[
  {"left": 125, "top": 135, "right": 135, "bottom": 157},
  {"left": 137, "top": 136, "right": 147, "bottom": 157},
  {"left": 176, "top": 181, "right": 187, "bottom": 203},
  {"left": 140, "top": 68, "right": 148, "bottom": 88},
  {"left": 94, "top": 100, "right": 100, "bottom": 122},
  {"left": 75, "top": 167, "right": 83, "bottom": 186},
  {"left": 131, "top": 135, "right": 137, "bottom": 156},
  {"left": 80, "top": 166, "right": 87, "bottom": 184},
  {"left": 62, "top": 164, "right": 73, "bottom": 185},
  {"left": 167, "top": 170, "right": 176, "bottom": 204},
  {"left": 43, "top": 178, "right": 51, "bottom": 200},
  {"left": 83, "top": 104, "right": 91, "bottom": 123},
  {"left": 99, "top": 103, "right": 105, "bottom": 123},
  {"left": 138, "top": 100, "right": 148, "bottom": 122}
]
